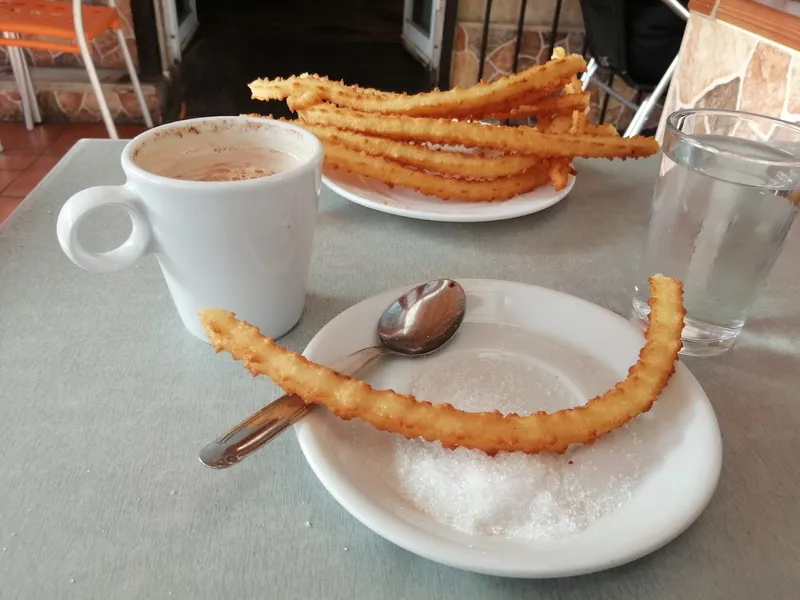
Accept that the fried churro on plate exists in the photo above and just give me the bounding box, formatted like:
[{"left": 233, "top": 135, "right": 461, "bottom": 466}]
[
  {"left": 246, "top": 48, "right": 660, "bottom": 202},
  {"left": 200, "top": 275, "right": 685, "bottom": 456}
]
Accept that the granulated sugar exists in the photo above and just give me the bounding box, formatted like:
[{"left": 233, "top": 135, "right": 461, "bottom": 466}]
[
  {"left": 379, "top": 342, "right": 647, "bottom": 541},
  {"left": 392, "top": 435, "right": 642, "bottom": 540}
]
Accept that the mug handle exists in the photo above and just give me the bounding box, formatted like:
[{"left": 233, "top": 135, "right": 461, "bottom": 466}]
[{"left": 57, "top": 185, "right": 152, "bottom": 273}]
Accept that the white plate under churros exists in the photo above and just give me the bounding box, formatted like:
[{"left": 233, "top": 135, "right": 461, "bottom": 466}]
[{"left": 321, "top": 155, "right": 575, "bottom": 222}]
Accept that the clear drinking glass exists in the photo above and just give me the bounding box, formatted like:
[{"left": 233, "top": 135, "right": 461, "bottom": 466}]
[{"left": 631, "top": 108, "right": 800, "bottom": 356}]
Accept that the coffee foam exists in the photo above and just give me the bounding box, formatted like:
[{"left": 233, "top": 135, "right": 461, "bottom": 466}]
[
  {"left": 145, "top": 146, "right": 300, "bottom": 182},
  {"left": 130, "top": 118, "right": 314, "bottom": 183}
]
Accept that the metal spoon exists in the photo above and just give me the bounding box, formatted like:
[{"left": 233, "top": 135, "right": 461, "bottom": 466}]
[{"left": 199, "top": 278, "right": 467, "bottom": 469}]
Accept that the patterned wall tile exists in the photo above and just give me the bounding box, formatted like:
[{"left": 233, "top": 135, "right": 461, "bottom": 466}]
[
  {"left": 0, "top": 87, "right": 161, "bottom": 124},
  {"left": 456, "top": 23, "right": 585, "bottom": 83},
  {"left": 658, "top": 12, "right": 800, "bottom": 141},
  {"left": 789, "top": 56, "right": 800, "bottom": 115},
  {"left": 457, "top": 0, "right": 584, "bottom": 29},
  {"left": 740, "top": 42, "right": 791, "bottom": 116},
  {"left": 676, "top": 14, "right": 757, "bottom": 105},
  {"left": 696, "top": 78, "right": 741, "bottom": 110},
  {"left": 0, "top": 89, "right": 23, "bottom": 118}
]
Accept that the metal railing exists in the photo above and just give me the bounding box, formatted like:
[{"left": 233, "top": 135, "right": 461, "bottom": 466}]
[
  {"left": 472, "top": 0, "right": 688, "bottom": 136},
  {"left": 476, "top": 0, "right": 565, "bottom": 82}
]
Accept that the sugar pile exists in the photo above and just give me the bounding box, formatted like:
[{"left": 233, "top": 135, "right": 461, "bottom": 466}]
[{"left": 381, "top": 348, "right": 647, "bottom": 541}]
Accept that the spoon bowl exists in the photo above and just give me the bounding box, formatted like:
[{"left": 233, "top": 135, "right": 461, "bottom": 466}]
[{"left": 378, "top": 279, "right": 465, "bottom": 356}]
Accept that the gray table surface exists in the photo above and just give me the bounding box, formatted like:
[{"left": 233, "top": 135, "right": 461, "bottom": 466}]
[{"left": 1, "top": 140, "right": 798, "bottom": 600}]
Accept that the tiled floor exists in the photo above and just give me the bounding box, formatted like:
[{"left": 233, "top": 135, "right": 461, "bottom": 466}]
[{"left": 0, "top": 122, "right": 147, "bottom": 225}]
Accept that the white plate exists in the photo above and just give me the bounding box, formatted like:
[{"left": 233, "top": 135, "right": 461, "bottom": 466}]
[
  {"left": 322, "top": 168, "right": 575, "bottom": 223},
  {"left": 295, "top": 279, "right": 722, "bottom": 578}
]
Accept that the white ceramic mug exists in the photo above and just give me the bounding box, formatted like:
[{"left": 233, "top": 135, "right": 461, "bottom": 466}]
[{"left": 56, "top": 116, "right": 324, "bottom": 342}]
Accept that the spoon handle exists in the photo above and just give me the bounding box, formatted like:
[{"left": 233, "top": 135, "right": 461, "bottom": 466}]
[{"left": 199, "top": 346, "right": 386, "bottom": 469}]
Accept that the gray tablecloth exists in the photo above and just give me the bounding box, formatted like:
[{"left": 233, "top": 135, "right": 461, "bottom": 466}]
[{"left": 0, "top": 140, "right": 798, "bottom": 600}]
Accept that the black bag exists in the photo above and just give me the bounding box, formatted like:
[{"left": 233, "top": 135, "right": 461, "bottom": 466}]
[{"left": 579, "top": 0, "right": 687, "bottom": 90}]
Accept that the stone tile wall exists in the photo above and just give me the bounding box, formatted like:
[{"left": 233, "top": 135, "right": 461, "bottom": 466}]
[
  {"left": 656, "top": 12, "right": 800, "bottom": 140},
  {"left": 455, "top": 0, "right": 585, "bottom": 28},
  {"left": 450, "top": 0, "right": 660, "bottom": 131},
  {"left": 0, "top": 82, "right": 163, "bottom": 125}
]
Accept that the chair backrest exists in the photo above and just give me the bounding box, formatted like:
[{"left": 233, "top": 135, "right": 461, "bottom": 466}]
[
  {"left": 72, "top": 0, "right": 118, "bottom": 53},
  {"left": 579, "top": 0, "right": 688, "bottom": 90},
  {"left": 578, "top": 0, "right": 628, "bottom": 75}
]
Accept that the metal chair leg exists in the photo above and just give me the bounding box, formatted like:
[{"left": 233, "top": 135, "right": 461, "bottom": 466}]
[
  {"left": 623, "top": 55, "right": 678, "bottom": 137},
  {"left": 599, "top": 72, "right": 614, "bottom": 125},
  {"left": 73, "top": 0, "right": 118, "bottom": 138},
  {"left": 4, "top": 37, "right": 34, "bottom": 131},
  {"left": 661, "top": 0, "right": 690, "bottom": 20},
  {"left": 115, "top": 29, "right": 153, "bottom": 129},
  {"left": 581, "top": 57, "right": 598, "bottom": 91},
  {"left": 22, "top": 61, "right": 43, "bottom": 124},
  {"left": 12, "top": 35, "right": 43, "bottom": 124}
]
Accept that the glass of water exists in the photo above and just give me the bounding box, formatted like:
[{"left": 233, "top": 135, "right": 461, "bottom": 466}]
[{"left": 631, "top": 108, "right": 800, "bottom": 356}]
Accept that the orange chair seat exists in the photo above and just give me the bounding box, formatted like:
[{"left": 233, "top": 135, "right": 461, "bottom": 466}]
[{"left": 0, "top": 0, "right": 121, "bottom": 51}]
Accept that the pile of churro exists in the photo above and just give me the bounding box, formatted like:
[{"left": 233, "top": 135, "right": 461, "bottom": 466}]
[{"left": 246, "top": 48, "right": 660, "bottom": 202}]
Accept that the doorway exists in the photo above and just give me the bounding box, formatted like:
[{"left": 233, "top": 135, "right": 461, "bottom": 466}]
[
  {"left": 170, "top": 0, "right": 449, "bottom": 121},
  {"left": 402, "top": 0, "right": 448, "bottom": 71},
  {"left": 160, "top": 0, "right": 199, "bottom": 64}
]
